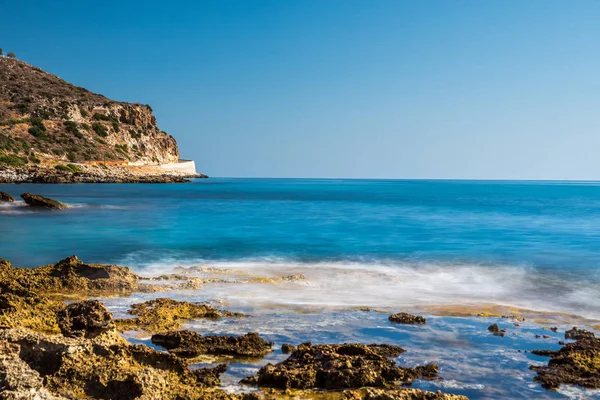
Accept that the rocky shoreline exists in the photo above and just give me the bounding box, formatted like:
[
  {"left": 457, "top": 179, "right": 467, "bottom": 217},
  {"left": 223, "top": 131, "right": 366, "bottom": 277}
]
[
  {"left": 0, "top": 164, "right": 207, "bottom": 184},
  {"left": 0, "top": 255, "right": 598, "bottom": 399}
]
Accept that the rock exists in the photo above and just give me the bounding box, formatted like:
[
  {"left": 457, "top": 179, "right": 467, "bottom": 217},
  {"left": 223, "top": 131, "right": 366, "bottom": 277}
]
[
  {"left": 347, "top": 387, "right": 469, "bottom": 400},
  {"left": 530, "top": 335, "right": 600, "bottom": 389},
  {"left": 281, "top": 343, "right": 296, "bottom": 354},
  {"left": 241, "top": 342, "right": 438, "bottom": 390},
  {"left": 116, "top": 297, "right": 243, "bottom": 332},
  {"left": 565, "top": 327, "right": 595, "bottom": 340},
  {"left": 152, "top": 330, "right": 273, "bottom": 358},
  {"left": 388, "top": 313, "right": 426, "bottom": 325},
  {"left": 487, "top": 323, "right": 506, "bottom": 337},
  {"left": 0, "top": 327, "right": 239, "bottom": 399},
  {"left": 0, "top": 191, "right": 14, "bottom": 202},
  {"left": 20, "top": 192, "right": 68, "bottom": 209},
  {"left": 57, "top": 300, "right": 115, "bottom": 339}
]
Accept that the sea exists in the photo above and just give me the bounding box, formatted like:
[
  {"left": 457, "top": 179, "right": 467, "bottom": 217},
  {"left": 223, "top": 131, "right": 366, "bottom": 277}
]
[{"left": 1, "top": 178, "right": 599, "bottom": 399}]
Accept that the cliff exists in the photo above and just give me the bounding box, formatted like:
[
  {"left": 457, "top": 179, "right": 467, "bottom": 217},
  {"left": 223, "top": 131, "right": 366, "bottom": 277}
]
[{"left": 0, "top": 56, "right": 179, "bottom": 166}]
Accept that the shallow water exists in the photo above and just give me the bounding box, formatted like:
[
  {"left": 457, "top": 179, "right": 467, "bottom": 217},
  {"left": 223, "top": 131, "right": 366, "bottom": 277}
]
[{"left": 2, "top": 178, "right": 600, "bottom": 398}]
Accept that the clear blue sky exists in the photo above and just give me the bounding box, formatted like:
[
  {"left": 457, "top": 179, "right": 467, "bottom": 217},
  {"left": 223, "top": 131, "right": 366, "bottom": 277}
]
[{"left": 1, "top": 0, "right": 599, "bottom": 179}]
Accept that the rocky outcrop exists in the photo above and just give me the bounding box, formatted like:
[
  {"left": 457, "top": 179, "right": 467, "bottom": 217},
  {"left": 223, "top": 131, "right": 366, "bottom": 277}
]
[
  {"left": 0, "top": 57, "right": 179, "bottom": 165},
  {"left": 116, "top": 298, "right": 244, "bottom": 332},
  {"left": 389, "top": 313, "right": 427, "bottom": 325},
  {"left": 0, "top": 327, "right": 245, "bottom": 400},
  {"left": 152, "top": 330, "right": 273, "bottom": 358},
  {"left": 342, "top": 388, "right": 469, "bottom": 400},
  {"left": 241, "top": 342, "right": 438, "bottom": 390},
  {"left": 57, "top": 300, "right": 115, "bottom": 338},
  {"left": 565, "top": 327, "right": 595, "bottom": 341},
  {"left": 0, "top": 191, "right": 14, "bottom": 202},
  {"left": 20, "top": 192, "right": 68, "bottom": 209},
  {"left": 281, "top": 343, "right": 295, "bottom": 354},
  {"left": 530, "top": 330, "right": 599, "bottom": 390}
]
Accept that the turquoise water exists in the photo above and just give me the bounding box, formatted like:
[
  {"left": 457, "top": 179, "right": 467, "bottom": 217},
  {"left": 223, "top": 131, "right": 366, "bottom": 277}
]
[
  {"left": 1, "top": 178, "right": 600, "bottom": 317},
  {"left": 1, "top": 178, "right": 600, "bottom": 399}
]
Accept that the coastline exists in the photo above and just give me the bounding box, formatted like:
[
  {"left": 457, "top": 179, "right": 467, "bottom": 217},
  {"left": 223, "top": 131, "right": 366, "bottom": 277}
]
[
  {"left": 0, "top": 164, "right": 208, "bottom": 184},
  {"left": 0, "top": 255, "right": 598, "bottom": 399}
]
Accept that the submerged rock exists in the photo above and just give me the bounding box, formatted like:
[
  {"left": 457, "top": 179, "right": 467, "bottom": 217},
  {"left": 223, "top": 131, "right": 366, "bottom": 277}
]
[
  {"left": 0, "top": 191, "right": 14, "bottom": 202},
  {"left": 389, "top": 312, "right": 426, "bottom": 325},
  {"left": 116, "top": 297, "right": 244, "bottom": 332},
  {"left": 20, "top": 192, "right": 68, "bottom": 209},
  {"left": 152, "top": 330, "right": 273, "bottom": 358},
  {"left": 241, "top": 342, "right": 438, "bottom": 390},
  {"left": 530, "top": 334, "right": 600, "bottom": 390},
  {"left": 487, "top": 323, "right": 506, "bottom": 337},
  {"left": 57, "top": 300, "right": 115, "bottom": 338}
]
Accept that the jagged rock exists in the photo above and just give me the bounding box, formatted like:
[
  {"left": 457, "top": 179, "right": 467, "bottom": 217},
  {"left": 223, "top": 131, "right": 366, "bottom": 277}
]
[
  {"left": 20, "top": 192, "right": 68, "bottom": 209},
  {"left": 487, "top": 323, "right": 506, "bottom": 337},
  {"left": 241, "top": 342, "right": 438, "bottom": 390},
  {"left": 3, "top": 255, "right": 139, "bottom": 295},
  {"left": 116, "top": 298, "right": 244, "bottom": 332},
  {"left": 281, "top": 343, "right": 295, "bottom": 354},
  {"left": 0, "top": 191, "right": 14, "bottom": 202},
  {"left": 0, "top": 327, "right": 240, "bottom": 400},
  {"left": 344, "top": 387, "right": 469, "bottom": 399},
  {"left": 530, "top": 335, "right": 600, "bottom": 389},
  {"left": 388, "top": 313, "right": 426, "bottom": 325},
  {"left": 565, "top": 327, "right": 595, "bottom": 340},
  {"left": 57, "top": 300, "right": 115, "bottom": 338},
  {"left": 152, "top": 330, "right": 273, "bottom": 358}
]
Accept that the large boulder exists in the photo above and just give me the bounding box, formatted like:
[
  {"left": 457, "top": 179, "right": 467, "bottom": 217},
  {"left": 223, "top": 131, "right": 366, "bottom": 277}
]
[
  {"left": 57, "top": 300, "right": 115, "bottom": 339},
  {"left": 0, "top": 191, "right": 14, "bottom": 202},
  {"left": 20, "top": 192, "right": 68, "bottom": 209}
]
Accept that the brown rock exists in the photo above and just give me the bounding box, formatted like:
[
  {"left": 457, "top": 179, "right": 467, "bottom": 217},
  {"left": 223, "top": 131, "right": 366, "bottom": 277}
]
[
  {"left": 57, "top": 300, "right": 115, "bottom": 338},
  {"left": 388, "top": 312, "right": 426, "bottom": 325},
  {"left": 20, "top": 192, "right": 68, "bottom": 209},
  {"left": 0, "top": 191, "right": 14, "bottom": 202},
  {"left": 487, "top": 323, "right": 506, "bottom": 337},
  {"left": 530, "top": 335, "right": 600, "bottom": 389},
  {"left": 281, "top": 343, "right": 296, "bottom": 354},
  {"left": 152, "top": 330, "right": 273, "bottom": 358},
  {"left": 565, "top": 327, "right": 595, "bottom": 341},
  {"left": 241, "top": 342, "right": 438, "bottom": 390},
  {"left": 116, "top": 297, "right": 243, "bottom": 332}
]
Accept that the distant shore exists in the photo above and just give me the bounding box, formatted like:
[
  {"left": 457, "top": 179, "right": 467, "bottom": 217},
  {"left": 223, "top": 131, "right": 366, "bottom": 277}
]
[{"left": 0, "top": 163, "right": 208, "bottom": 183}]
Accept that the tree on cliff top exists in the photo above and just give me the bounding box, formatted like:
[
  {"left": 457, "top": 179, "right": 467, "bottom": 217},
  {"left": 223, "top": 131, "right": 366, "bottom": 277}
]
[{"left": 7, "top": 52, "right": 16, "bottom": 59}]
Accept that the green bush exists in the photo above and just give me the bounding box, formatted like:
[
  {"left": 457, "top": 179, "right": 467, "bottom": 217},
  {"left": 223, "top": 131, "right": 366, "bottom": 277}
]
[
  {"left": 66, "top": 151, "right": 77, "bottom": 162},
  {"left": 28, "top": 126, "right": 45, "bottom": 137},
  {"left": 64, "top": 121, "right": 83, "bottom": 139},
  {"left": 112, "top": 121, "right": 120, "bottom": 133},
  {"left": 66, "top": 163, "right": 82, "bottom": 172},
  {"left": 55, "top": 164, "right": 71, "bottom": 172},
  {"left": 28, "top": 155, "right": 41, "bottom": 164},
  {"left": 0, "top": 154, "right": 28, "bottom": 166},
  {"left": 7, "top": 52, "right": 16, "bottom": 59},
  {"left": 80, "top": 109, "right": 89, "bottom": 118},
  {"left": 92, "top": 113, "right": 111, "bottom": 121},
  {"left": 92, "top": 123, "right": 108, "bottom": 137}
]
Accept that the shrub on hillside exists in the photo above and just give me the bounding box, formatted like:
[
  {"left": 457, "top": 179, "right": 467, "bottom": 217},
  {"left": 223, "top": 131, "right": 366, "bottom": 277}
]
[
  {"left": 92, "top": 123, "right": 108, "bottom": 137},
  {"left": 0, "top": 154, "right": 28, "bottom": 166}
]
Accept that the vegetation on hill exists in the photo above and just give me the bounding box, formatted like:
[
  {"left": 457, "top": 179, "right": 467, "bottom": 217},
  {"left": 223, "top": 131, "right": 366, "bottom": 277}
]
[{"left": 0, "top": 56, "right": 179, "bottom": 165}]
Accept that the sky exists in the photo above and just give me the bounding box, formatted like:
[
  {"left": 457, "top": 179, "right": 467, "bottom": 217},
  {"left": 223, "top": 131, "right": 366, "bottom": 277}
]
[{"left": 1, "top": 0, "right": 599, "bottom": 179}]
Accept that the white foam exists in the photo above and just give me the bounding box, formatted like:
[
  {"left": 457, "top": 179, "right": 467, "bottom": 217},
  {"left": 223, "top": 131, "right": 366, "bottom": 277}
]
[{"left": 118, "top": 254, "right": 600, "bottom": 320}]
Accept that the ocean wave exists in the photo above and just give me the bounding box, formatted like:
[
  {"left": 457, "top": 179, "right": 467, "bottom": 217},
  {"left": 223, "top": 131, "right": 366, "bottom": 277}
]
[{"left": 117, "top": 253, "right": 600, "bottom": 320}]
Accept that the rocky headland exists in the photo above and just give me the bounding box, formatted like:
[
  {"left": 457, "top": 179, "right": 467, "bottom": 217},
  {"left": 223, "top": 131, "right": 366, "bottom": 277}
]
[{"left": 0, "top": 56, "right": 206, "bottom": 183}]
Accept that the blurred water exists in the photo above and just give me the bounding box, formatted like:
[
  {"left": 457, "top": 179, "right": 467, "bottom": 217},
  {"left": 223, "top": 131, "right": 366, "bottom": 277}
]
[{"left": 2, "top": 178, "right": 600, "bottom": 398}]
